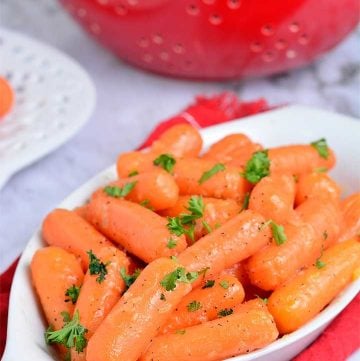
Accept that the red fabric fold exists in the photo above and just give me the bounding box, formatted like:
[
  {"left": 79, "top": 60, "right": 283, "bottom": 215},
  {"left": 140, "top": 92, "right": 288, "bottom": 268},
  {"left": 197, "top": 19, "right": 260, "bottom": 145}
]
[{"left": 0, "top": 92, "right": 358, "bottom": 360}]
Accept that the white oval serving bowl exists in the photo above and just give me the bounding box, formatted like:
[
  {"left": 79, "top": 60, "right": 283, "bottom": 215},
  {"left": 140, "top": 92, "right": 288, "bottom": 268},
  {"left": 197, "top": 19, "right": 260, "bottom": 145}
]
[{"left": 3, "top": 105, "right": 360, "bottom": 361}]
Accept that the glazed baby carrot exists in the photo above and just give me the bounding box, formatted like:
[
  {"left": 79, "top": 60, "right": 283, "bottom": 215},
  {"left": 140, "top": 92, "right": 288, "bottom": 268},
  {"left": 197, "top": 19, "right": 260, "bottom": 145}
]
[
  {"left": 42, "top": 209, "right": 113, "bottom": 270},
  {"left": 140, "top": 299, "right": 278, "bottom": 361},
  {"left": 178, "top": 210, "right": 272, "bottom": 285},
  {"left": 295, "top": 171, "right": 341, "bottom": 206},
  {"left": 117, "top": 151, "right": 156, "bottom": 178},
  {"left": 159, "top": 195, "right": 241, "bottom": 241},
  {"left": 268, "top": 239, "right": 360, "bottom": 334},
  {"left": 71, "top": 246, "right": 130, "bottom": 361},
  {"left": 249, "top": 174, "right": 297, "bottom": 224},
  {"left": 246, "top": 222, "right": 322, "bottom": 290},
  {"left": 0, "top": 76, "right": 14, "bottom": 118},
  {"left": 268, "top": 140, "right": 336, "bottom": 176},
  {"left": 338, "top": 193, "right": 360, "bottom": 242},
  {"left": 86, "top": 193, "right": 187, "bottom": 263},
  {"left": 31, "top": 246, "right": 84, "bottom": 331},
  {"left": 296, "top": 197, "right": 341, "bottom": 249},
  {"left": 160, "top": 274, "right": 245, "bottom": 334},
  {"left": 105, "top": 169, "right": 179, "bottom": 210},
  {"left": 150, "top": 123, "right": 203, "bottom": 158},
  {"left": 86, "top": 258, "right": 193, "bottom": 361}
]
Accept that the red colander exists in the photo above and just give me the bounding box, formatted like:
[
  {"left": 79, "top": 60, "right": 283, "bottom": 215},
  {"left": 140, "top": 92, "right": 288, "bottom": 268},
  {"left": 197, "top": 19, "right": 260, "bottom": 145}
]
[{"left": 60, "top": 0, "right": 359, "bottom": 79}]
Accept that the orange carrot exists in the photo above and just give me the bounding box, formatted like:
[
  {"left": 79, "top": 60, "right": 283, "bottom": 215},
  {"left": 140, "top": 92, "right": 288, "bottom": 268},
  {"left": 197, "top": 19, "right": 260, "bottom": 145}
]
[
  {"left": 178, "top": 210, "right": 272, "bottom": 286},
  {"left": 296, "top": 197, "right": 341, "bottom": 249},
  {"left": 268, "top": 239, "right": 360, "bottom": 334},
  {"left": 71, "top": 246, "right": 130, "bottom": 361},
  {"left": 159, "top": 196, "right": 241, "bottom": 241},
  {"left": 0, "top": 76, "right": 14, "bottom": 118},
  {"left": 246, "top": 222, "right": 321, "bottom": 290},
  {"left": 150, "top": 123, "right": 203, "bottom": 158},
  {"left": 338, "top": 193, "right": 360, "bottom": 242},
  {"left": 160, "top": 274, "right": 245, "bottom": 334},
  {"left": 105, "top": 169, "right": 179, "bottom": 211},
  {"left": 42, "top": 209, "right": 113, "bottom": 271},
  {"left": 269, "top": 144, "right": 336, "bottom": 176},
  {"left": 227, "top": 142, "right": 263, "bottom": 168},
  {"left": 249, "top": 174, "right": 296, "bottom": 224},
  {"left": 86, "top": 258, "right": 193, "bottom": 361},
  {"left": 295, "top": 172, "right": 341, "bottom": 206},
  {"left": 117, "top": 151, "right": 155, "bottom": 178},
  {"left": 222, "top": 262, "right": 250, "bottom": 286},
  {"left": 140, "top": 299, "right": 278, "bottom": 361},
  {"left": 87, "top": 192, "right": 187, "bottom": 263},
  {"left": 30, "top": 246, "right": 84, "bottom": 331}
]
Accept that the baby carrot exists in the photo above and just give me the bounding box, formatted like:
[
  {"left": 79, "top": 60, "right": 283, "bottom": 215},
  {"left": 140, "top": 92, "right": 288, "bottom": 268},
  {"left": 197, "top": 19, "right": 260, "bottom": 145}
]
[
  {"left": 140, "top": 299, "right": 278, "bottom": 361},
  {"left": 178, "top": 210, "right": 272, "bottom": 285},
  {"left": 86, "top": 258, "right": 193, "bottom": 361},
  {"left": 86, "top": 193, "right": 187, "bottom": 263},
  {"left": 295, "top": 172, "right": 341, "bottom": 206},
  {"left": 71, "top": 246, "right": 130, "bottom": 361},
  {"left": 117, "top": 151, "right": 155, "bottom": 178},
  {"left": 42, "top": 209, "right": 113, "bottom": 271},
  {"left": 150, "top": 123, "right": 203, "bottom": 158},
  {"left": 160, "top": 274, "right": 245, "bottom": 334},
  {"left": 296, "top": 197, "right": 341, "bottom": 249},
  {"left": 249, "top": 174, "right": 297, "bottom": 224},
  {"left": 30, "top": 246, "right": 84, "bottom": 331},
  {"left": 159, "top": 196, "right": 241, "bottom": 241},
  {"left": 106, "top": 169, "right": 179, "bottom": 210},
  {"left": 0, "top": 76, "right": 14, "bottom": 118},
  {"left": 222, "top": 262, "right": 250, "bottom": 286},
  {"left": 338, "top": 193, "right": 360, "bottom": 243},
  {"left": 268, "top": 239, "right": 360, "bottom": 334},
  {"left": 246, "top": 222, "right": 322, "bottom": 290}
]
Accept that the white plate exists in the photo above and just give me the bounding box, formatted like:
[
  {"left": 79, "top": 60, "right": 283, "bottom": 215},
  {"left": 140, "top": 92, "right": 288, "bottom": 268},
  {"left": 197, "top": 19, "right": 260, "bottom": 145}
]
[
  {"left": 3, "top": 105, "right": 360, "bottom": 361},
  {"left": 0, "top": 27, "right": 96, "bottom": 189}
]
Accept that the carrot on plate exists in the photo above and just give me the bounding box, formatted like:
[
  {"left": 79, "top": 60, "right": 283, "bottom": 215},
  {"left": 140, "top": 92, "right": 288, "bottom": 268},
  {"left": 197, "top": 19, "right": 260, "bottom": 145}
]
[
  {"left": 338, "top": 193, "right": 360, "bottom": 243},
  {"left": 150, "top": 123, "right": 203, "bottom": 158},
  {"left": 86, "top": 258, "right": 193, "bottom": 361},
  {"left": 105, "top": 169, "right": 179, "bottom": 211},
  {"left": 42, "top": 209, "right": 113, "bottom": 271},
  {"left": 0, "top": 76, "right": 14, "bottom": 118},
  {"left": 246, "top": 222, "right": 322, "bottom": 290},
  {"left": 295, "top": 171, "right": 341, "bottom": 206},
  {"left": 140, "top": 299, "right": 278, "bottom": 361},
  {"left": 249, "top": 174, "right": 297, "bottom": 224},
  {"left": 87, "top": 192, "right": 187, "bottom": 263},
  {"left": 160, "top": 274, "right": 245, "bottom": 334},
  {"left": 268, "top": 239, "right": 360, "bottom": 334}
]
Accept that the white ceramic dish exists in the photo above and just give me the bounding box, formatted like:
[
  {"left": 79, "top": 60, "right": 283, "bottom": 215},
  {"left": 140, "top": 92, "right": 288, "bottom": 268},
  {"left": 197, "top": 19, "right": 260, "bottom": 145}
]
[
  {"left": 3, "top": 105, "right": 360, "bottom": 361},
  {"left": 0, "top": 27, "right": 96, "bottom": 189}
]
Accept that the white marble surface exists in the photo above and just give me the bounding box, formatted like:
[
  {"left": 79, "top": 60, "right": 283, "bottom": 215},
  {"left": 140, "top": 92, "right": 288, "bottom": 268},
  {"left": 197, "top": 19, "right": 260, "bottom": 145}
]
[{"left": 0, "top": 0, "right": 359, "bottom": 272}]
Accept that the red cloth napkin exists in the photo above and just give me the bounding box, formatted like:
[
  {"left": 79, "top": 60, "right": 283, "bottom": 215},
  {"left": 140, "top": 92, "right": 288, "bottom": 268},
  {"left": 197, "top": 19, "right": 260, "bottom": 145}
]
[{"left": 0, "top": 93, "right": 358, "bottom": 360}]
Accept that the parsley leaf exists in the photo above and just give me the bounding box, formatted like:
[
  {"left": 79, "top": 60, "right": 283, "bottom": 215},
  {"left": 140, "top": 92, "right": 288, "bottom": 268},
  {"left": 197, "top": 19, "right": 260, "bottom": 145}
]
[
  {"left": 219, "top": 280, "right": 229, "bottom": 289},
  {"left": 187, "top": 300, "right": 202, "bottom": 312},
  {"left": 167, "top": 238, "right": 177, "bottom": 249},
  {"left": 270, "top": 221, "right": 287, "bottom": 245},
  {"left": 202, "top": 220, "right": 212, "bottom": 234},
  {"left": 87, "top": 250, "right": 108, "bottom": 283},
  {"left": 199, "top": 163, "right": 226, "bottom": 184},
  {"left": 64, "top": 285, "right": 81, "bottom": 304},
  {"left": 104, "top": 181, "right": 137, "bottom": 198},
  {"left": 160, "top": 267, "right": 198, "bottom": 291},
  {"left": 311, "top": 138, "right": 329, "bottom": 159},
  {"left": 202, "top": 279, "right": 215, "bottom": 289},
  {"left": 44, "top": 310, "right": 88, "bottom": 353},
  {"left": 243, "top": 150, "right": 270, "bottom": 184},
  {"left": 167, "top": 217, "right": 185, "bottom": 236},
  {"left": 314, "top": 167, "right": 328, "bottom": 173},
  {"left": 128, "top": 170, "right": 139, "bottom": 177},
  {"left": 315, "top": 259, "right": 326, "bottom": 269},
  {"left": 120, "top": 267, "right": 141, "bottom": 289},
  {"left": 139, "top": 199, "right": 153, "bottom": 210},
  {"left": 186, "top": 196, "right": 205, "bottom": 218},
  {"left": 153, "top": 154, "right": 176, "bottom": 173},
  {"left": 242, "top": 192, "right": 250, "bottom": 210},
  {"left": 218, "top": 308, "right": 233, "bottom": 317}
]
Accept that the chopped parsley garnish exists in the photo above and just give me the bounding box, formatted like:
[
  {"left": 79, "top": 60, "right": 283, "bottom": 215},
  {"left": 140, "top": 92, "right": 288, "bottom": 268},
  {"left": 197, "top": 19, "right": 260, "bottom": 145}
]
[
  {"left": 170, "top": 255, "right": 178, "bottom": 262},
  {"left": 314, "top": 167, "right": 328, "bottom": 173},
  {"left": 87, "top": 250, "right": 108, "bottom": 283},
  {"left": 65, "top": 285, "right": 81, "bottom": 304},
  {"left": 242, "top": 192, "right": 250, "bottom": 210},
  {"left": 202, "top": 279, "right": 215, "bottom": 289},
  {"left": 104, "top": 181, "right": 137, "bottom": 198},
  {"left": 153, "top": 153, "right": 176, "bottom": 173},
  {"left": 139, "top": 199, "right": 153, "bottom": 209},
  {"left": 45, "top": 310, "right": 87, "bottom": 353},
  {"left": 160, "top": 267, "right": 198, "bottom": 291},
  {"left": 270, "top": 221, "right": 287, "bottom": 245},
  {"left": 167, "top": 238, "right": 177, "bottom": 249},
  {"left": 255, "top": 294, "right": 268, "bottom": 304},
  {"left": 128, "top": 170, "right": 139, "bottom": 177},
  {"left": 243, "top": 150, "right": 270, "bottom": 184},
  {"left": 219, "top": 280, "right": 229, "bottom": 289},
  {"left": 175, "top": 329, "right": 186, "bottom": 335},
  {"left": 218, "top": 308, "right": 233, "bottom": 318},
  {"left": 167, "top": 217, "right": 185, "bottom": 237},
  {"left": 120, "top": 267, "right": 141, "bottom": 289},
  {"left": 315, "top": 259, "right": 326, "bottom": 269},
  {"left": 310, "top": 138, "right": 329, "bottom": 159},
  {"left": 160, "top": 293, "right": 166, "bottom": 301},
  {"left": 199, "top": 163, "right": 226, "bottom": 184},
  {"left": 202, "top": 220, "right": 212, "bottom": 234},
  {"left": 187, "top": 300, "right": 202, "bottom": 312}
]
